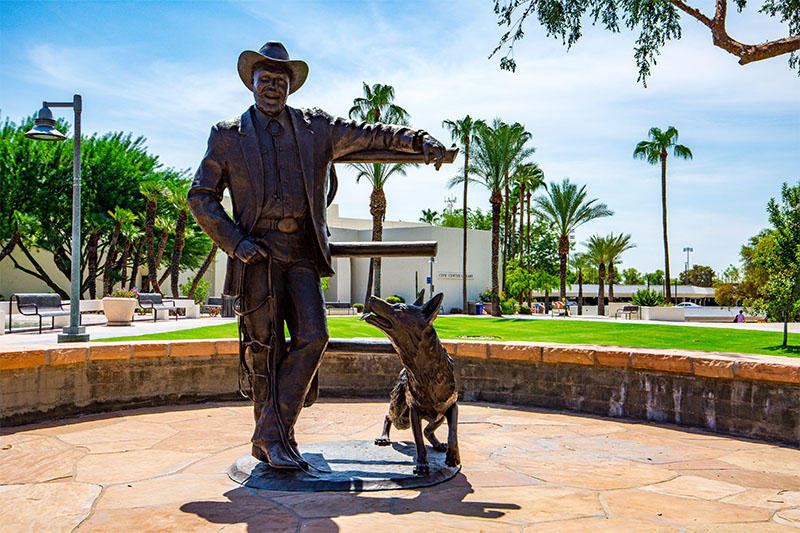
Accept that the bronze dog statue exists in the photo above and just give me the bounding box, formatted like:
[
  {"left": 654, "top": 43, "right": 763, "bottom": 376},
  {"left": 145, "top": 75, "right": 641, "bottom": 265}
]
[{"left": 362, "top": 290, "right": 460, "bottom": 475}]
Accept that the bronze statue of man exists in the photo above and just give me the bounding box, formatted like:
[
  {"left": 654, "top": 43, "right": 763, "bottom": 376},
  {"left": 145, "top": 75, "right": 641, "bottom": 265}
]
[{"left": 188, "top": 41, "right": 446, "bottom": 470}]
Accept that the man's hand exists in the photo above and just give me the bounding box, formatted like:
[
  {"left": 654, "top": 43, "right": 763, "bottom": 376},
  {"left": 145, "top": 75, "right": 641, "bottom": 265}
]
[
  {"left": 235, "top": 238, "right": 269, "bottom": 264},
  {"left": 421, "top": 134, "right": 446, "bottom": 171}
]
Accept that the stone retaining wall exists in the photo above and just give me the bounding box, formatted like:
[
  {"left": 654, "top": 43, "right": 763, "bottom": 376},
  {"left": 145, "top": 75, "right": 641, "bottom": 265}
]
[{"left": 1, "top": 340, "right": 798, "bottom": 446}]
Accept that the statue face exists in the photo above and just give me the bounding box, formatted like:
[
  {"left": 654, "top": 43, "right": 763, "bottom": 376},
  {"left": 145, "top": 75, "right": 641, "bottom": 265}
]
[{"left": 253, "top": 65, "right": 290, "bottom": 116}]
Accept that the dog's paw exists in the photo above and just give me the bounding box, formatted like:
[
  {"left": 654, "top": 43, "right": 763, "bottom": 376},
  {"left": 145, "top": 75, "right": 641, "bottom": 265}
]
[
  {"left": 445, "top": 446, "right": 461, "bottom": 467},
  {"left": 432, "top": 442, "right": 448, "bottom": 453},
  {"left": 374, "top": 437, "right": 391, "bottom": 446},
  {"left": 413, "top": 462, "right": 430, "bottom": 476}
]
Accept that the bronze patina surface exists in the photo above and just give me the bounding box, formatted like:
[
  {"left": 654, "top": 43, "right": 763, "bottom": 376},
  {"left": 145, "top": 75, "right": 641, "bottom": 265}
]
[{"left": 188, "top": 41, "right": 447, "bottom": 472}]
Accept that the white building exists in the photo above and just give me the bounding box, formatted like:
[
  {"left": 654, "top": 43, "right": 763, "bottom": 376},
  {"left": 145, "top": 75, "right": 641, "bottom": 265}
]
[{"left": 324, "top": 205, "right": 492, "bottom": 312}]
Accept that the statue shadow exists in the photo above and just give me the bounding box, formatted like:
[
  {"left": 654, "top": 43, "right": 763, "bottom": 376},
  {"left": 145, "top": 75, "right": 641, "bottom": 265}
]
[{"left": 180, "top": 474, "right": 519, "bottom": 531}]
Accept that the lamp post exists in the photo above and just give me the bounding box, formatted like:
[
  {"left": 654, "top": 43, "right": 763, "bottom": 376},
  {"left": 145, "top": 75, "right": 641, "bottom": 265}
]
[
  {"left": 428, "top": 256, "right": 436, "bottom": 296},
  {"left": 24, "top": 95, "right": 89, "bottom": 342},
  {"left": 682, "top": 246, "right": 693, "bottom": 303}
]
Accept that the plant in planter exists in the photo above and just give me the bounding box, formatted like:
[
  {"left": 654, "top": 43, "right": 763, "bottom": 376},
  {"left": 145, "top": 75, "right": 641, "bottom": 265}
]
[{"left": 103, "top": 288, "right": 139, "bottom": 326}]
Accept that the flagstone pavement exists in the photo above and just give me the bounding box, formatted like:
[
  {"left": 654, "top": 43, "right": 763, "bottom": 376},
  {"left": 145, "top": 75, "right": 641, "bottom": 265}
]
[{"left": 1, "top": 400, "right": 798, "bottom": 532}]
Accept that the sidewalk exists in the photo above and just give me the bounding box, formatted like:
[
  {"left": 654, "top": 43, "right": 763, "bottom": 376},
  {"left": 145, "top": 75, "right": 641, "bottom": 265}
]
[
  {"left": 0, "top": 316, "right": 237, "bottom": 347},
  {"left": 1, "top": 400, "right": 797, "bottom": 531}
]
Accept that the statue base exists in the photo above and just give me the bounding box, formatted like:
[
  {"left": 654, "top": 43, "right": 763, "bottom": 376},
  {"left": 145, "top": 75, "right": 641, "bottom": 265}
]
[{"left": 227, "top": 439, "right": 460, "bottom": 492}]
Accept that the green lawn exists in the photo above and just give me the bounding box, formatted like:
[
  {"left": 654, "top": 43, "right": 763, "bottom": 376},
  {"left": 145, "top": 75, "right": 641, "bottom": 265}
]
[{"left": 98, "top": 316, "right": 799, "bottom": 358}]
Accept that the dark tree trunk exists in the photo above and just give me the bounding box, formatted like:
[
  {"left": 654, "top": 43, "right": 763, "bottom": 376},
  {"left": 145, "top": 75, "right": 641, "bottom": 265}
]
[
  {"left": 502, "top": 171, "right": 509, "bottom": 292},
  {"left": 187, "top": 244, "right": 219, "bottom": 300},
  {"left": 129, "top": 239, "right": 144, "bottom": 290},
  {"left": 608, "top": 263, "right": 615, "bottom": 301},
  {"left": 370, "top": 187, "right": 386, "bottom": 298},
  {"left": 490, "top": 190, "right": 503, "bottom": 316},
  {"left": 462, "top": 140, "right": 470, "bottom": 313},
  {"left": 155, "top": 229, "right": 169, "bottom": 267},
  {"left": 558, "top": 233, "right": 569, "bottom": 299},
  {"left": 144, "top": 199, "right": 158, "bottom": 293},
  {"left": 118, "top": 240, "right": 131, "bottom": 293},
  {"left": 598, "top": 263, "right": 607, "bottom": 316},
  {"left": 661, "top": 150, "right": 671, "bottom": 301},
  {"left": 87, "top": 231, "right": 99, "bottom": 299},
  {"left": 519, "top": 184, "right": 525, "bottom": 261},
  {"left": 103, "top": 221, "right": 121, "bottom": 297},
  {"left": 577, "top": 270, "right": 584, "bottom": 315},
  {"left": 170, "top": 209, "right": 188, "bottom": 297},
  {"left": 0, "top": 232, "right": 21, "bottom": 263},
  {"left": 526, "top": 191, "right": 531, "bottom": 306},
  {"left": 13, "top": 242, "right": 68, "bottom": 298}
]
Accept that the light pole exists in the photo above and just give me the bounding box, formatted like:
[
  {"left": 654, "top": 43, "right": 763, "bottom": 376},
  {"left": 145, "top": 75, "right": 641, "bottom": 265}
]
[
  {"left": 24, "top": 95, "right": 89, "bottom": 342},
  {"left": 682, "top": 246, "right": 693, "bottom": 303},
  {"left": 428, "top": 256, "right": 436, "bottom": 296}
]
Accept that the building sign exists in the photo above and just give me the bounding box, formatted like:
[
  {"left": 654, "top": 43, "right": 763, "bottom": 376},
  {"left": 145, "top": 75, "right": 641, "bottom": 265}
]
[{"left": 437, "top": 272, "right": 474, "bottom": 280}]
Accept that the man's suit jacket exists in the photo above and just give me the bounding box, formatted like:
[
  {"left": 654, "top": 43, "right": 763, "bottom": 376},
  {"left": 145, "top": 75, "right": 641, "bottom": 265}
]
[{"left": 188, "top": 105, "right": 420, "bottom": 296}]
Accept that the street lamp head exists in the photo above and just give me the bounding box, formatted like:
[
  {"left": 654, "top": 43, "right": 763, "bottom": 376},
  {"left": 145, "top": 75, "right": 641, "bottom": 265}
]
[{"left": 24, "top": 105, "right": 67, "bottom": 142}]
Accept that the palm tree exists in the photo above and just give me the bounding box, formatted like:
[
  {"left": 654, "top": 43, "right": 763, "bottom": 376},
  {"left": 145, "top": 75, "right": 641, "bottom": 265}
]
[
  {"left": 513, "top": 163, "right": 545, "bottom": 261},
  {"left": 568, "top": 253, "right": 592, "bottom": 315},
  {"left": 348, "top": 82, "right": 411, "bottom": 299},
  {"left": 585, "top": 235, "right": 612, "bottom": 316},
  {"left": 605, "top": 233, "right": 636, "bottom": 302},
  {"left": 633, "top": 126, "right": 692, "bottom": 302},
  {"left": 533, "top": 179, "right": 613, "bottom": 301},
  {"left": 443, "top": 115, "right": 484, "bottom": 313},
  {"left": 500, "top": 123, "right": 534, "bottom": 292},
  {"left": 103, "top": 207, "right": 135, "bottom": 296},
  {"left": 167, "top": 181, "right": 191, "bottom": 297},
  {"left": 139, "top": 178, "right": 167, "bottom": 293},
  {"left": 466, "top": 119, "right": 533, "bottom": 316},
  {"left": 419, "top": 209, "right": 440, "bottom": 224}
]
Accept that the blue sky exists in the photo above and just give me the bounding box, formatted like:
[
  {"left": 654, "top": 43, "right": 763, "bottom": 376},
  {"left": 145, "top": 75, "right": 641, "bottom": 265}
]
[{"left": 1, "top": 0, "right": 798, "bottom": 276}]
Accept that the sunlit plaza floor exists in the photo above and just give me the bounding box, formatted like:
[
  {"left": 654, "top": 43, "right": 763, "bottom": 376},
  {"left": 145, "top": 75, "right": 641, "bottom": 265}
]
[{"left": 1, "top": 400, "right": 798, "bottom": 532}]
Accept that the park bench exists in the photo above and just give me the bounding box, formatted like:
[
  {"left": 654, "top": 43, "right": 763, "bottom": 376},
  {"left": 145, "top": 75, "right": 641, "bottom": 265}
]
[
  {"left": 137, "top": 293, "right": 178, "bottom": 322},
  {"left": 325, "top": 302, "right": 355, "bottom": 315},
  {"left": 10, "top": 293, "right": 72, "bottom": 334},
  {"left": 615, "top": 305, "right": 640, "bottom": 320}
]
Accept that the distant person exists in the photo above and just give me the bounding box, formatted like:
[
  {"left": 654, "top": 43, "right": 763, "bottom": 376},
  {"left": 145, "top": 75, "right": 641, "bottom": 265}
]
[{"left": 734, "top": 310, "right": 745, "bottom": 323}]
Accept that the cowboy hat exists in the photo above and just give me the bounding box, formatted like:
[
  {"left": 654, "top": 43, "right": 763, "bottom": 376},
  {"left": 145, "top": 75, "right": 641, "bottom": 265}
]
[{"left": 237, "top": 41, "right": 308, "bottom": 94}]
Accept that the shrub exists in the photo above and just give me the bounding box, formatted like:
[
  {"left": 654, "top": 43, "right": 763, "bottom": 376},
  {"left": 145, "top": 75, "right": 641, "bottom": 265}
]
[
  {"left": 519, "top": 304, "right": 532, "bottom": 315},
  {"left": 110, "top": 287, "right": 138, "bottom": 299},
  {"left": 500, "top": 299, "right": 518, "bottom": 315},
  {"left": 353, "top": 303, "right": 365, "bottom": 312},
  {"left": 180, "top": 279, "right": 209, "bottom": 305},
  {"left": 450, "top": 307, "right": 463, "bottom": 314},
  {"left": 478, "top": 288, "right": 492, "bottom": 303},
  {"left": 631, "top": 288, "right": 666, "bottom": 307},
  {"left": 386, "top": 295, "right": 405, "bottom": 304}
]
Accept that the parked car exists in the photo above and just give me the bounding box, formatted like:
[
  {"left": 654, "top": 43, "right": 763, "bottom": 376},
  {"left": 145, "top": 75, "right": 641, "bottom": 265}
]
[{"left": 676, "top": 302, "right": 702, "bottom": 308}]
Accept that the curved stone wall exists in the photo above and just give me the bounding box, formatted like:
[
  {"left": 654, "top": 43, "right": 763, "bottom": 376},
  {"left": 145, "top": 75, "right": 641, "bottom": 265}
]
[{"left": 1, "top": 339, "right": 798, "bottom": 446}]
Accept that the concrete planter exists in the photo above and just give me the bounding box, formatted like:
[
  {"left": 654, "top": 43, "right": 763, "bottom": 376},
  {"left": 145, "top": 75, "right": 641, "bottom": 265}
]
[
  {"left": 640, "top": 306, "right": 685, "bottom": 322},
  {"left": 102, "top": 297, "right": 137, "bottom": 326}
]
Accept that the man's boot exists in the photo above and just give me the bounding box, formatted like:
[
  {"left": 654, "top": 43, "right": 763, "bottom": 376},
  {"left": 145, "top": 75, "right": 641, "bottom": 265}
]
[{"left": 252, "top": 440, "right": 299, "bottom": 470}]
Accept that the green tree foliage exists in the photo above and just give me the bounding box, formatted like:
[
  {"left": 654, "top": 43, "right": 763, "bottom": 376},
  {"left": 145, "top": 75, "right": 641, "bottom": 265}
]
[
  {"left": 434, "top": 207, "right": 493, "bottom": 231},
  {"left": 679, "top": 264, "right": 716, "bottom": 287},
  {"left": 419, "top": 209, "right": 440, "bottom": 224},
  {"left": 491, "top": 0, "right": 800, "bottom": 85},
  {"left": 622, "top": 267, "right": 644, "bottom": 285},
  {"left": 749, "top": 182, "right": 800, "bottom": 347},
  {"left": 533, "top": 178, "right": 613, "bottom": 300},
  {"left": 644, "top": 269, "right": 665, "bottom": 285},
  {"left": 0, "top": 115, "right": 211, "bottom": 297}
]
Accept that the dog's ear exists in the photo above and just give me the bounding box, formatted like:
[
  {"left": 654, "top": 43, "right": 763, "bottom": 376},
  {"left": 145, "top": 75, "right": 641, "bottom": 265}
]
[
  {"left": 413, "top": 289, "right": 425, "bottom": 307},
  {"left": 422, "top": 292, "right": 444, "bottom": 324}
]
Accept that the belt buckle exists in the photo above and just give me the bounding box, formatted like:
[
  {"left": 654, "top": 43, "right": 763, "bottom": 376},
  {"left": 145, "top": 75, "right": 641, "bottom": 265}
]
[{"left": 277, "top": 218, "right": 298, "bottom": 233}]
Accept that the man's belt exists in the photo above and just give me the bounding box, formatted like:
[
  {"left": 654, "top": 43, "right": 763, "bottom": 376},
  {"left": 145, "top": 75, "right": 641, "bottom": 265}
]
[{"left": 254, "top": 217, "right": 301, "bottom": 234}]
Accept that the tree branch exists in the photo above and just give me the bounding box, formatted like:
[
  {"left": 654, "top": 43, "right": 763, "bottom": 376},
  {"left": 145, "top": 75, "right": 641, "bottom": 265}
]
[{"left": 666, "top": 0, "right": 800, "bottom": 64}]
